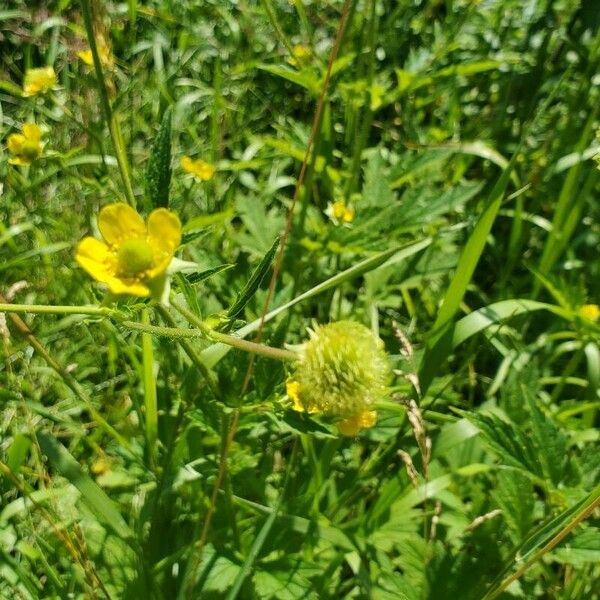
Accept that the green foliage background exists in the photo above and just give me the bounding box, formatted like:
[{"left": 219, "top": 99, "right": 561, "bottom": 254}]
[{"left": 1, "top": 0, "right": 599, "bottom": 598}]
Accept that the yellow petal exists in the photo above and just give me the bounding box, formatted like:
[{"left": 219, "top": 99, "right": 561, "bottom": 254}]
[
  {"left": 343, "top": 207, "right": 355, "bottom": 223},
  {"left": 7, "top": 133, "right": 25, "bottom": 155},
  {"left": 98, "top": 203, "right": 146, "bottom": 246},
  {"left": 22, "top": 123, "right": 41, "bottom": 142},
  {"left": 75, "top": 237, "right": 115, "bottom": 283},
  {"left": 146, "top": 208, "right": 181, "bottom": 278},
  {"left": 76, "top": 237, "right": 150, "bottom": 296},
  {"left": 147, "top": 208, "right": 182, "bottom": 254},
  {"left": 336, "top": 410, "right": 377, "bottom": 436},
  {"left": 78, "top": 49, "right": 94, "bottom": 66},
  {"left": 9, "top": 157, "right": 29, "bottom": 166},
  {"left": 286, "top": 380, "right": 303, "bottom": 411},
  {"left": 181, "top": 156, "right": 215, "bottom": 180},
  {"left": 104, "top": 277, "right": 150, "bottom": 297}
]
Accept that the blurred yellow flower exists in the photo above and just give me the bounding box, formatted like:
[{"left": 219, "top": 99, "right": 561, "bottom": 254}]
[
  {"left": 181, "top": 156, "right": 215, "bottom": 181},
  {"left": 79, "top": 42, "right": 113, "bottom": 69},
  {"left": 23, "top": 66, "right": 57, "bottom": 97},
  {"left": 580, "top": 304, "right": 600, "bottom": 322},
  {"left": 327, "top": 199, "right": 355, "bottom": 224},
  {"left": 7, "top": 123, "right": 43, "bottom": 166},
  {"left": 288, "top": 44, "right": 312, "bottom": 66},
  {"left": 75, "top": 203, "right": 182, "bottom": 297}
]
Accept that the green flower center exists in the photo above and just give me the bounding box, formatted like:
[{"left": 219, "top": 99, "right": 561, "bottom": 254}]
[
  {"left": 117, "top": 239, "right": 154, "bottom": 276},
  {"left": 21, "top": 141, "right": 41, "bottom": 161}
]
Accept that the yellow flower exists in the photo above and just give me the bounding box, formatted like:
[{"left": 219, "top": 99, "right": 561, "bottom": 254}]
[
  {"left": 23, "top": 66, "right": 57, "bottom": 97},
  {"left": 580, "top": 304, "right": 600, "bottom": 322},
  {"left": 75, "top": 203, "right": 182, "bottom": 297},
  {"left": 287, "top": 44, "right": 312, "bottom": 67},
  {"left": 327, "top": 199, "right": 355, "bottom": 224},
  {"left": 7, "top": 123, "right": 43, "bottom": 166},
  {"left": 79, "top": 42, "right": 113, "bottom": 69},
  {"left": 181, "top": 156, "right": 216, "bottom": 181},
  {"left": 287, "top": 321, "right": 390, "bottom": 436}
]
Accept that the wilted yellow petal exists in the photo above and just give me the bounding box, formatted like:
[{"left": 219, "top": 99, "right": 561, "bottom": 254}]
[{"left": 98, "top": 203, "right": 146, "bottom": 246}]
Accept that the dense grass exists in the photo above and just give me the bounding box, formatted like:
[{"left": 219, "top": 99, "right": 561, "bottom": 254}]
[{"left": 1, "top": 1, "right": 600, "bottom": 598}]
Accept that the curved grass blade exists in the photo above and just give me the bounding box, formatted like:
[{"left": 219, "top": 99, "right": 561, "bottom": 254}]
[{"left": 452, "top": 299, "right": 569, "bottom": 348}]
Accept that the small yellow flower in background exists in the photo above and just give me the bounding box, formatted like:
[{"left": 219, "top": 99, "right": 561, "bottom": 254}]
[
  {"left": 326, "top": 199, "right": 355, "bottom": 224},
  {"left": 75, "top": 203, "right": 182, "bottom": 297},
  {"left": 287, "top": 321, "right": 390, "bottom": 436},
  {"left": 580, "top": 304, "right": 600, "bottom": 322},
  {"left": 7, "top": 123, "right": 43, "bottom": 165},
  {"left": 288, "top": 44, "right": 312, "bottom": 67},
  {"left": 79, "top": 41, "right": 113, "bottom": 69},
  {"left": 181, "top": 156, "right": 216, "bottom": 181},
  {"left": 22, "top": 66, "right": 57, "bottom": 97}
]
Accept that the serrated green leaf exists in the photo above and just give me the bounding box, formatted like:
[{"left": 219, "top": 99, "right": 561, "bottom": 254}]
[
  {"left": 183, "top": 264, "right": 235, "bottom": 286},
  {"left": 522, "top": 383, "right": 567, "bottom": 487},
  {"left": 458, "top": 410, "right": 544, "bottom": 480},
  {"left": 145, "top": 106, "right": 172, "bottom": 208}
]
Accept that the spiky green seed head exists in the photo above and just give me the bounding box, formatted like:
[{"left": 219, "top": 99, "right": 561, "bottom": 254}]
[{"left": 289, "top": 321, "right": 390, "bottom": 417}]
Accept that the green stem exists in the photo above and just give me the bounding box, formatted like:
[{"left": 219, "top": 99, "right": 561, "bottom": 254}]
[
  {"left": 0, "top": 303, "right": 115, "bottom": 317},
  {"left": 259, "top": 0, "right": 296, "bottom": 58},
  {"left": 79, "top": 0, "right": 137, "bottom": 208},
  {"left": 155, "top": 305, "right": 221, "bottom": 398},
  {"left": 141, "top": 308, "right": 158, "bottom": 469},
  {"left": 170, "top": 300, "right": 297, "bottom": 362}
]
